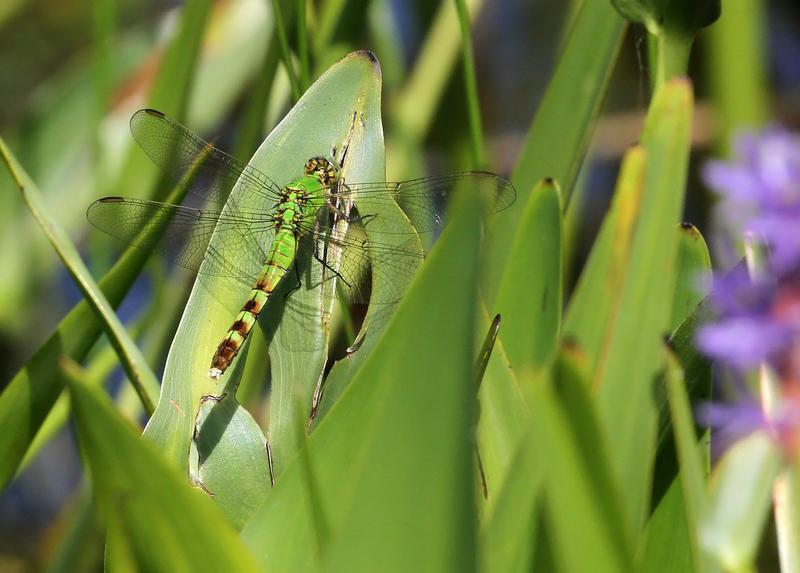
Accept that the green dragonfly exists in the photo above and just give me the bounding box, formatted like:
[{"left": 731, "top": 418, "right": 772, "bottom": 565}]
[{"left": 88, "top": 109, "right": 516, "bottom": 379}]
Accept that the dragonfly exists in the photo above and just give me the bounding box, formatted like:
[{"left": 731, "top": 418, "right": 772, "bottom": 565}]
[{"left": 88, "top": 109, "right": 516, "bottom": 379}]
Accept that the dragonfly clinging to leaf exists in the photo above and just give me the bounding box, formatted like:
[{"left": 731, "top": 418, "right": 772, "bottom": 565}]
[{"left": 87, "top": 109, "right": 516, "bottom": 379}]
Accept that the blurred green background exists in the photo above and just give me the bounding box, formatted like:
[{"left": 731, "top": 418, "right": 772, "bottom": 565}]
[{"left": 0, "top": 0, "right": 798, "bottom": 569}]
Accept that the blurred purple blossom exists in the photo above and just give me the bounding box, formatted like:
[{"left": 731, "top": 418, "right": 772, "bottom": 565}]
[
  {"left": 703, "top": 128, "right": 800, "bottom": 272},
  {"left": 698, "top": 127, "right": 800, "bottom": 455},
  {"left": 696, "top": 266, "right": 796, "bottom": 369}
]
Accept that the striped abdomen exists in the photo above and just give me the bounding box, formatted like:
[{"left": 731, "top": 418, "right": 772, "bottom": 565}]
[{"left": 208, "top": 228, "right": 296, "bottom": 379}]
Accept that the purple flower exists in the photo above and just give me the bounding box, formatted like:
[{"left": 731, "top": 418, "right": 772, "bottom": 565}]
[
  {"left": 703, "top": 128, "right": 800, "bottom": 272},
  {"left": 696, "top": 266, "right": 795, "bottom": 369},
  {"left": 697, "top": 127, "right": 800, "bottom": 456},
  {"left": 697, "top": 394, "right": 800, "bottom": 457}
]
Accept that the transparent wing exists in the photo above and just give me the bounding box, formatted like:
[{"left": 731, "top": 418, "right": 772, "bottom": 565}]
[
  {"left": 130, "top": 108, "right": 284, "bottom": 207},
  {"left": 299, "top": 221, "right": 424, "bottom": 305},
  {"left": 329, "top": 172, "right": 516, "bottom": 233},
  {"left": 87, "top": 197, "right": 276, "bottom": 281}
]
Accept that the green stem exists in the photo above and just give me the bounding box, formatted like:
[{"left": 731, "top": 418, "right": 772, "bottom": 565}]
[
  {"left": 313, "top": 0, "right": 346, "bottom": 55},
  {"left": 654, "top": 30, "right": 693, "bottom": 90},
  {"left": 271, "top": 0, "right": 302, "bottom": 101},
  {"left": 453, "top": 0, "right": 486, "bottom": 169},
  {"left": 296, "top": 0, "right": 310, "bottom": 89}
]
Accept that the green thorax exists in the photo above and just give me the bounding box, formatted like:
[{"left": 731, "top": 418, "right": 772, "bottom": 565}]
[{"left": 276, "top": 173, "right": 333, "bottom": 229}]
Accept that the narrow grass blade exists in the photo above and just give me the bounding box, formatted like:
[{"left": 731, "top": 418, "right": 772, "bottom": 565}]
[
  {"left": 295, "top": 0, "right": 310, "bottom": 89},
  {"left": 776, "top": 463, "right": 800, "bottom": 573},
  {"left": 0, "top": 123, "right": 201, "bottom": 491},
  {"left": 475, "top": 314, "right": 501, "bottom": 388},
  {"left": 707, "top": 0, "right": 769, "bottom": 150},
  {"left": 271, "top": 0, "right": 301, "bottom": 100},
  {"left": 479, "top": 421, "right": 543, "bottom": 573},
  {"left": 0, "top": 138, "right": 158, "bottom": 413},
  {"left": 242, "top": 182, "right": 484, "bottom": 572},
  {"left": 387, "top": 0, "right": 483, "bottom": 177},
  {"left": 644, "top": 231, "right": 712, "bottom": 573},
  {"left": 493, "top": 178, "right": 562, "bottom": 378},
  {"left": 564, "top": 145, "right": 647, "bottom": 372},
  {"left": 551, "top": 344, "right": 631, "bottom": 559},
  {"left": 63, "top": 360, "right": 261, "bottom": 573},
  {"left": 115, "top": 0, "right": 213, "bottom": 200},
  {"left": 483, "top": 0, "right": 626, "bottom": 302},
  {"left": 453, "top": 0, "right": 486, "bottom": 169},
  {"left": 39, "top": 487, "right": 102, "bottom": 573},
  {"left": 661, "top": 349, "right": 714, "bottom": 573},
  {"left": 652, "top": 225, "right": 712, "bottom": 469},
  {"left": 475, "top": 310, "right": 529, "bottom": 496},
  {"left": 670, "top": 223, "right": 711, "bottom": 331}
]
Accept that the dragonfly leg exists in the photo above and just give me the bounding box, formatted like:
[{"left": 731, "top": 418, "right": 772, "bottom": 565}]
[
  {"left": 283, "top": 264, "right": 302, "bottom": 300},
  {"left": 313, "top": 243, "right": 352, "bottom": 288},
  {"left": 324, "top": 200, "right": 378, "bottom": 226}
]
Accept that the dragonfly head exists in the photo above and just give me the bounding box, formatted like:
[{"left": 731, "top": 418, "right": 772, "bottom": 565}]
[{"left": 304, "top": 157, "right": 341, "bottom": 186}]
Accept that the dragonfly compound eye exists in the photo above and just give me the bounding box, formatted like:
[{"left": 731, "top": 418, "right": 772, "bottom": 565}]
[{"left": 305, "top": 157, "right": 340, "bottom": 185}]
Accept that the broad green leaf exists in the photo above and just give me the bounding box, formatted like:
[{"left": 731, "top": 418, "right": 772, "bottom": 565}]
[
  {"left": 701, "top": 432, "right": 781, "bottom": 571},
  {"left": 64, "top": 362, "right": 261, "bottom": 573},
  {"left": 494, "top": 178, "right": 562, "bottom": 378},
  {"left": 142, "top": 52, "right": 392, "bottom": 491},
  {"left": 593, "top": 78, "right": 694, "bottom": 539},
  {"left": 483, "top": 0, "right": 625, "bottom": 302},
  {"left": 193, "top": 375, "right": 272, "bottom": 531},
  {"left": 242, "top": 183, "right": 484, "bottom": 572}
]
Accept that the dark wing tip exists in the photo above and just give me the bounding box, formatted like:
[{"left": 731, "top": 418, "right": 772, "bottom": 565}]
[
  {"left": 130, "top": 108, "right": 166, "bottom": 134},
  {"left": 98, "top": 196, "right": 125, "bottom": 203}
]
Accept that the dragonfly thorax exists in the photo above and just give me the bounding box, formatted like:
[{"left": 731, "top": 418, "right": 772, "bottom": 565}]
[{"left": 304, "top": 157, "right": 341, "bottom": 187}]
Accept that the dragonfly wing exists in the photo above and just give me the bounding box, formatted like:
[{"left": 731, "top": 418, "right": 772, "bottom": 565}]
[
  {"left": 303, "top": 221, "right": 424, "bottom": 305},
  {"left": 130, "top": 109, "right": 284, "bottom": 208},
  {"left": 332, "top": 172, "right": 516, "bottom": 233},
  {"left": 87, "top": 197, "right": 274, "bottom": 281}
]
